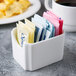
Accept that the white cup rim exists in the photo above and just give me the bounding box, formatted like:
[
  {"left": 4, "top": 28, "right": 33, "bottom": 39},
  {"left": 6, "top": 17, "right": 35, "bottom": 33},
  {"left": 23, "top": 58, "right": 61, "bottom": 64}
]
[{"left": 53, "top": 0, "right": 76, "bottom": 8}]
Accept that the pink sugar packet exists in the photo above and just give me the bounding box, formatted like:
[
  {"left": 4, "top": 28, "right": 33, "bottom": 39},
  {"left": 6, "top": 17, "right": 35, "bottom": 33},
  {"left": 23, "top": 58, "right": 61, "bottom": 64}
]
[
  {"left": 47, "top": 11, "right": 63, "bottom": 34},
  {"left": 43, "top": 11, "right": 63, "bottom": 36},
  {"left": 47, "top": 11, "right": 59, "bottom": 20}
]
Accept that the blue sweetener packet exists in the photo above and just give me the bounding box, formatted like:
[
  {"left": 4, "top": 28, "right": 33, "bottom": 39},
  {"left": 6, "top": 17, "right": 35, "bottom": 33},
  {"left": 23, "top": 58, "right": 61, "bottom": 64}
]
[
  {"left": 46, "top": 20, "right": 55, "bottom": 37},
  {"left": 34, "top": 14, "right": 55, "bottom": 39},
  {"left": 33, "top": 14, "right": 47, "bottom": 40},
  {"left": 32, "top": 18, "right": 44, "bottom": 42},
  {"left": 34, "top": 14, "right": 48, "bottom": 28}
]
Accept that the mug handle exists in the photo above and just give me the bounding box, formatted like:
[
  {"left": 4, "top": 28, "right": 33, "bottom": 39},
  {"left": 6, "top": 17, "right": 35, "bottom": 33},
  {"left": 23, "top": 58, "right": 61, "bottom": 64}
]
[{"left": 44, "top": 0, "right": 52, "bottom": 11}]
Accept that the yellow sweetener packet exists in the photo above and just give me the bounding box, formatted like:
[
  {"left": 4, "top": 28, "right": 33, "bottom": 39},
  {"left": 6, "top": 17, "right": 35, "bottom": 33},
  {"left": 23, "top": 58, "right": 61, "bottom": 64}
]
[
  {"left": 17, "top": 20, "right": 35, "bottom": 47},
  {"left": 25, "top": 18, "right": 35, "bottom": 30},
  {"left": 17, "top": 23, "right": 30, "bottom": 47},
  {"left": 18, "top": 21, "right": 35, "bottom": 43},
  {"left": 24, "top": 18, "right": 35, "bottom": 43}
]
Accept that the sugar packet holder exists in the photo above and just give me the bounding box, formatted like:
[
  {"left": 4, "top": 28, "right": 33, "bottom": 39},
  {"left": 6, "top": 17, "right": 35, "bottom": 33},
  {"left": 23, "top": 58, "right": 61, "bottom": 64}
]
[{"left": 11, "top": 28, "right": 64, "bottom": 71}]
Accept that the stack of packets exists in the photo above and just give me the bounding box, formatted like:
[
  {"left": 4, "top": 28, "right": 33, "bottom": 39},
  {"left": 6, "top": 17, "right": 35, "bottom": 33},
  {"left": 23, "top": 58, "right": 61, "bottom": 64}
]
[{"left": 16, "top": 11, "right": 63, "bottom": 47}]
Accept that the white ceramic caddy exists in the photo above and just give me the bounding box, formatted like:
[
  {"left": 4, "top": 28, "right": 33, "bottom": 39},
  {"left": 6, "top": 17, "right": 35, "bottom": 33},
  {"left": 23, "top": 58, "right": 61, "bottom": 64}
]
[{"left": 11, "top": 28, "right": 64, "bottom": 71}]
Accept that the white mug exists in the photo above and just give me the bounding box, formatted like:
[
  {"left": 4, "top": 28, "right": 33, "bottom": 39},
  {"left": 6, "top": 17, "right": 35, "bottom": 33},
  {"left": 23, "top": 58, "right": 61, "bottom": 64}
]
[{"left": 44, "top": 0, "right": 76, "bottom": 32}]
